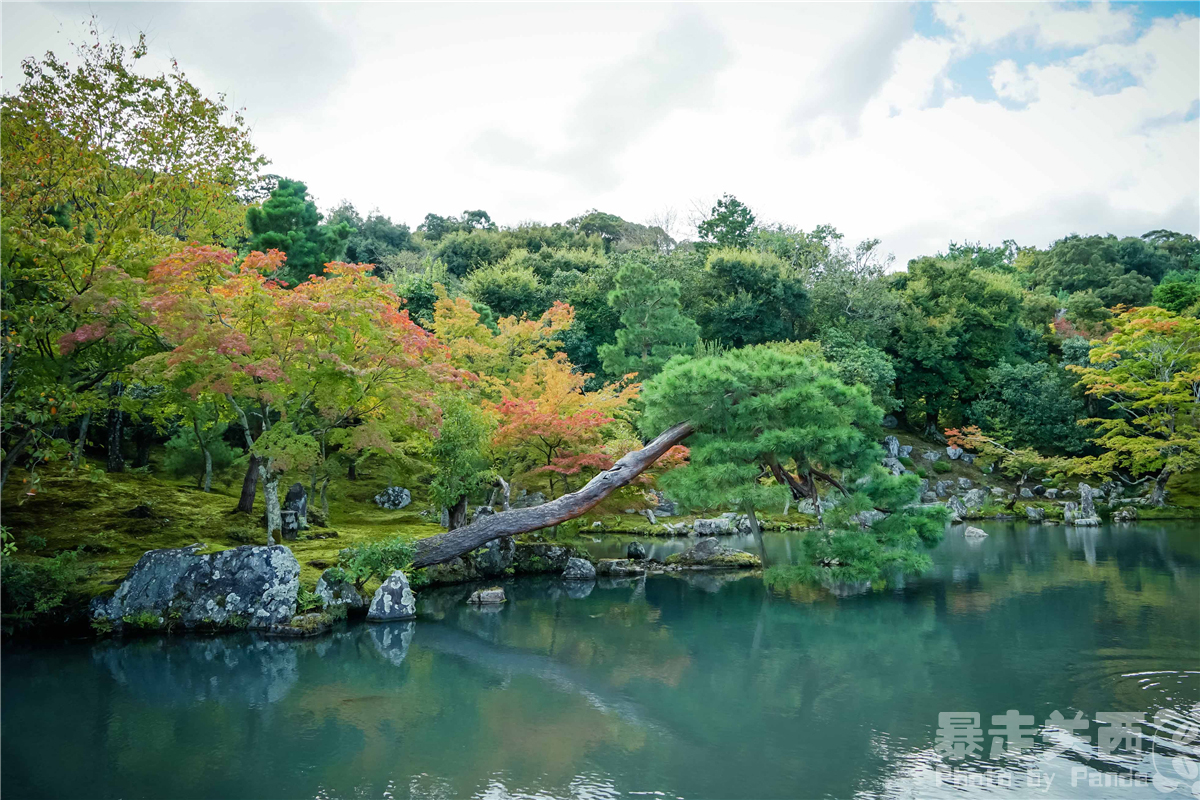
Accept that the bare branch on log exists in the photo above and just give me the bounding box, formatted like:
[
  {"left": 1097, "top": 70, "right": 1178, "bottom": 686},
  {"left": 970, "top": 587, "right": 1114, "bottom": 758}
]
[{"left": 411, "top": 421, "right": 694, "bottom": 568}]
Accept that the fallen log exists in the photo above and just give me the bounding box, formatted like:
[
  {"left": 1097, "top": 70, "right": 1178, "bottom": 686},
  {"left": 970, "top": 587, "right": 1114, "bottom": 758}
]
[{"left": 410, "top": 421, "right": 695, "bottom": 568}]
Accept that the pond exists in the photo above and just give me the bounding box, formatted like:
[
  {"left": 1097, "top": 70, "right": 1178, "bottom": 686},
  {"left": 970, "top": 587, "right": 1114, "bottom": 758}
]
[{"left": 3, "top": 521, "right": 1199, "bottom": 799}]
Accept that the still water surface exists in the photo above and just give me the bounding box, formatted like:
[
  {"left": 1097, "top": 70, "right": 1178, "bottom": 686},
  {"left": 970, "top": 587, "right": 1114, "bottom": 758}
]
[{"left": 3, "top": 522, "right": 1199, "bottom": 799}]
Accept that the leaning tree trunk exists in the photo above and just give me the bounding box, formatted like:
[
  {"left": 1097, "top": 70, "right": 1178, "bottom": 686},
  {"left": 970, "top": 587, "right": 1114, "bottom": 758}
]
[
  {"left": 236, "top": 455, "right": 262, "bottom": 513},
  {"left": 448, "top": 495, "right": 469, "bottom": 530},
  {"left": 106, "top": 382, "right": 125, "bottom": 473},
  {"left": 411, "top": 422, "right": 694, "bottom": 568}
]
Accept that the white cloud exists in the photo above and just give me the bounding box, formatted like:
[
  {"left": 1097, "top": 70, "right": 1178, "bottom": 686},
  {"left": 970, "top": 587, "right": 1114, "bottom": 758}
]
[
  {"left": 2, "top": 2, "right": 1196, "bottom": 265},
  {"left": 934, "top": 1, "right": 1136, "bottom": 49}
]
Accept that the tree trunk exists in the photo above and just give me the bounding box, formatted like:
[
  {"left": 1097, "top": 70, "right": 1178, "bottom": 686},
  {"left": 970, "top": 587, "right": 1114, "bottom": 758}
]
[
  {"left": 347, "top": 461, "right": 357, "bottom": 481},
  {"left": 0, "top": 429, "right": 34, "bottom": 491},
  {"left": 237, "top": 454, "right": 262, "bottom": 513},
  {"left": 1149, "top": 467, "right": 1171, "bottom": 507},
  {"left": 132, "top": 423, "right": 152, "bottom": 469},
  {"left": 320, "top": 475, "right": 331, "bottom": 520},
  {"left": 923, "top": 410, "right": 940, "bottom": 440},
  {"left": 193, "top": 417, "right": 213, "bottom": 492},
  {"left": 106, "top": 382, "right": 125, "bottom": 473},
  {"left": 73, "top": 412, "right": 91, "bottom": 467},
  {"left": 263, "top": 467, "right": 282, "bottom": 545},
  {"left": 411, "top": 421, "right": 694, "bottom": 568},
  {"left": 448, "top": 494, "right": 469, "bottom": 530}
]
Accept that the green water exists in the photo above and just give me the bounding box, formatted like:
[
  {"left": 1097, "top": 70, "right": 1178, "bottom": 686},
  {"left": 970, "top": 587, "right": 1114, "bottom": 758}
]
[{"left": 4, "top": 522, "right": 1199, "bottom": 799}]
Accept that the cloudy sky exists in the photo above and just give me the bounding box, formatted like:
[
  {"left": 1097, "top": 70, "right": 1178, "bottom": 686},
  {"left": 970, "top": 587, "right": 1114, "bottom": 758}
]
[{"left": 4, "top": 2, "right": 1198, "bottom": 263}]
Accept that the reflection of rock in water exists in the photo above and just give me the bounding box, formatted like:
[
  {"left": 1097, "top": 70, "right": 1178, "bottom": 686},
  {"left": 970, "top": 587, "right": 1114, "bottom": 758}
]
[
  {"left": 823, "top": 579, "right": 872, "bottom": 598},
  {"left": 92, "top": 635, "right": 298, "bottom": 706},
  {"left": 369, "top": 621, "right": 415, "bottom": 667},
  {"left": 1065, "top": 526, "right": 1099, "bottom": 566},
  {"left": 669, "top": 570, "right": 759, "bottom": 594},
  {"left": 564, "top": 580, "right": 594, "bottom": 599},
  {"left": 596, "top": 577, "right": 636, "bottom": 591}
]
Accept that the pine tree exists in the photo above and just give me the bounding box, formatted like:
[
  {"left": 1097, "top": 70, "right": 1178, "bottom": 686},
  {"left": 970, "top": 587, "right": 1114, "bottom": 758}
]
[
  {"left": 246, "top": 178, "right": 351, "bottom": 285},
  {"left": 598, "top": 260, "right": 699, "bottom": 381},
  {"left": 640, "top": 344, "right": 945, "bottom": 586}
]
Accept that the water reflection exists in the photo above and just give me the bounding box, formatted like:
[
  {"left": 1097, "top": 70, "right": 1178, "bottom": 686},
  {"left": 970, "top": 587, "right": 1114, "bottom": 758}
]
[{"left": 2, "top": 522, "right": 1197, "bottom": 799}]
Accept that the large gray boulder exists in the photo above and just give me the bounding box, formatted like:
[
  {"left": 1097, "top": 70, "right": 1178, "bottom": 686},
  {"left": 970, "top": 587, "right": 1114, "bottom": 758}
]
[
  {"left": 1076, "top": 483, "right": 1101, "bottom": 526},
  {"left": 935, "top": 480, "right": 953, "bottom": 498},
  {"left": 627, "top": 541, "right": 648, "bottom": 560},
  {"left": 512, "top": 490, "right": 547, "bottom": 509},
  {"left": 513, "top": 542, "right": 581, "bottom": 574},
  {"left": 562, "top": 557, "right": 597, "bottom": 581},
  {"left": 664, "top": 538, "right": 761, "bottom": 570},
  {"left": 284, "top": 483, "right": 308, "bottom": 529},
  {"left": 851, "top": 509, "right": 887, "bottom": 528},
  {"left": 964, "top": 526, "right": 988, "bottom": 538},
  {"left": 367, "top": 570, "right": 416, "bottom": 621},
  {"left": 373, "top": 487, "right": 411, "bottom": 510},
  {"left": 468, "top": 587, "right": 506, "bottom": 605},
  {"left": 1026, "top": 506, "right": 1046, "bottom": 523},
  {"left": 881, "top": 414, "right": 899, "bottom": 429},
  {"left": 596, "top": 559, "right": 646, "bottom": 577},
  {"left": 1079, "top": 483, "right": 1097, "bottom": 517},
  {"left": 650, "top": 490, "right": 677, "bottom": 516},
  {"left": 957, "top": 477, "right": 973, "bottom": 490},
  {"left": 315, "top": 568, "right": 367, "bottom": 611},
  {"left": 963, "top": 488, "right": 988, "bottom": 509},
  {"left": 882, "top": 435, "right": 900, "bottom": 459},
  {"left": 91, "top": 544, "right": 300, "bottom": 631},
  {"left": 898, "top": 445, "right": 913, "bottom": 458},
  {"left": 947, "top": 446, "right": 964, "bottom": 460},
  {"left": 946, "top": 495, "right": 968, "bottom": 523},
  {"left": 922, "top": 450, "right": 942, "bottom": 463},
  {"left": 472, "top": 536, "right": 515, "bottom": 577},
  {"left": 694, "top": 517, "right": 735, "bottom": 535},
  {"left": 426, "top": 536, "right": 515, "bottom": 584}
]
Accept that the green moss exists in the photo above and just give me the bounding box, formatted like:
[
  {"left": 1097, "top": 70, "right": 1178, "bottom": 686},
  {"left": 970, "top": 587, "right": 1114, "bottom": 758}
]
[
  {"left": 1165, "top": 471, "right": 1200, "bottom": 508},
  {"left": 932, "top": 461, "right": 953, "bottom": 474},
  {"left": 0, "top": 453, "right": 443, "bottom": 602}
]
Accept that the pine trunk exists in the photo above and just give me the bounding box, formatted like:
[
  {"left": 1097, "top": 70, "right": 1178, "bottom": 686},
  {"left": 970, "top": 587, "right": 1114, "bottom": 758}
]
[
  {"left": 411, "top": 422, "right": 694, "bottom": 568},
  {"left": 448, "top": 495, "right": 469, "bottom": 530}
]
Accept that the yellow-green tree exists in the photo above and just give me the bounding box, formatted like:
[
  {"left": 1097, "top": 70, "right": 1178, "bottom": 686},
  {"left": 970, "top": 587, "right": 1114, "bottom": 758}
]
[
  {"left": 0, "top": 28, "right": 263, "bottom": 489},
  {"left": 1070, "top": 307, "right": 1200, "bottom": 505}
]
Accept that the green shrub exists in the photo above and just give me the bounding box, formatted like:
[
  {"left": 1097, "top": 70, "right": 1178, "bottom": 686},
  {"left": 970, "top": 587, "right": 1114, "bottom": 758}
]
[
  {"left": 898, "top": 456, "right": 915, "bottom": 469},
  {"left": 25, "top": 535, "right": 46, "bottom": 552},
  {"left": 164, "top": 424, "right": 239, "bottom": 482},
  {"left": 933, "top": 461, "right": 953, "bottom": 474},
  {"left": 916, "top": 468, "right": 928, "bottom": 479},
  {"left": 296, "top": 585, "right": 325, "bottom": 613},
  {"left": 1, "top": 547, "right": 94, "bottom": 631},
  {"left": 122, "top": 611, "right": 163, "bottom": 630},
  {"left": 337, "top": 537, "right": 416, "bottom": 591}
]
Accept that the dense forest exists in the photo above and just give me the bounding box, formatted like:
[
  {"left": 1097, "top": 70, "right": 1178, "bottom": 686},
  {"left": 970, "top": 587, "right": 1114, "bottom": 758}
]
[{"left": 3, "top": 33, "right": 1199, "bottom": 627}]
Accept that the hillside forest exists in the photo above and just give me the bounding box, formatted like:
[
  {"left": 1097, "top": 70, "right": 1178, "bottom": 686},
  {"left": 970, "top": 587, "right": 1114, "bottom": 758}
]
[{"left": 3, "top": 33, "right": 1199, "bottom": 628}]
